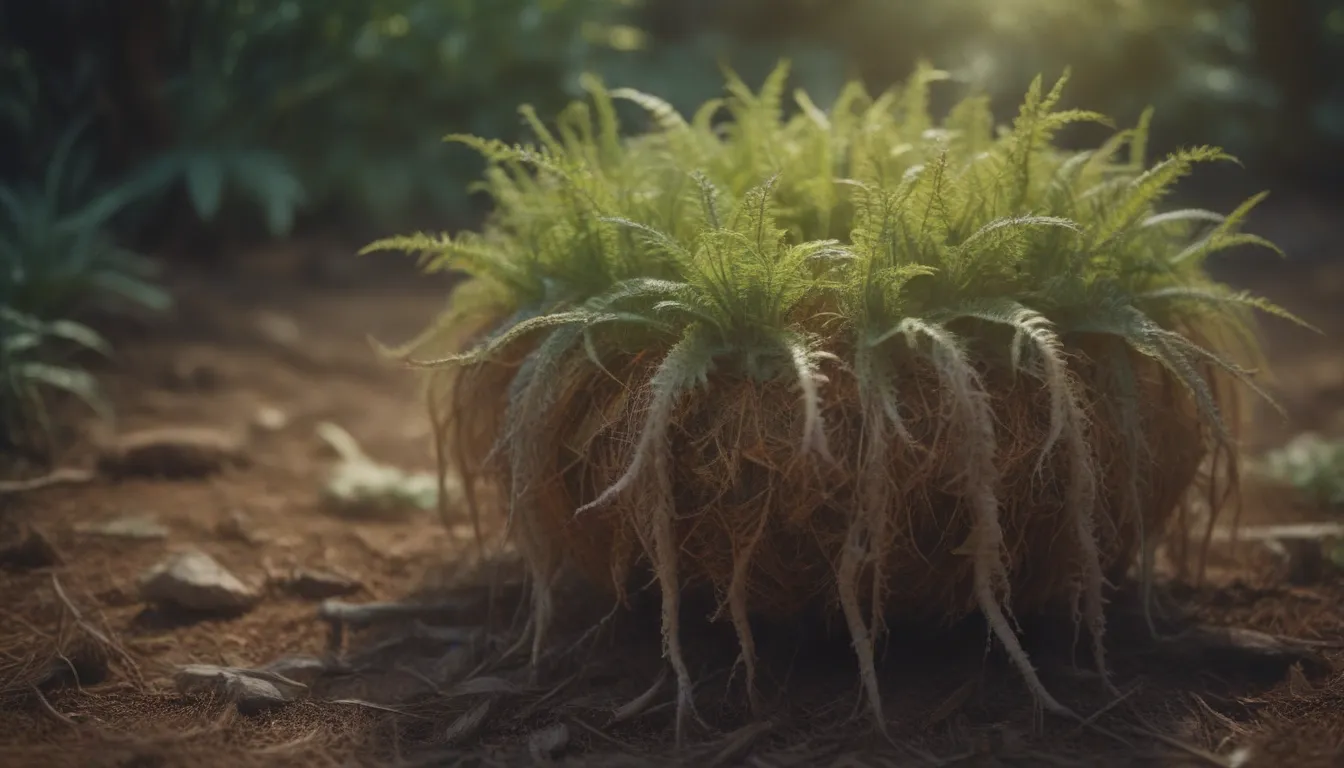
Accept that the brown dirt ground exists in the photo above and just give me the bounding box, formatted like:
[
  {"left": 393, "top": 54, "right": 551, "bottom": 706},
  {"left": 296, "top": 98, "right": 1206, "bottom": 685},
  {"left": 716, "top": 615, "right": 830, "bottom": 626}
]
[{"left": 2, "top": 220, "right": 1344, "bottom": 768}]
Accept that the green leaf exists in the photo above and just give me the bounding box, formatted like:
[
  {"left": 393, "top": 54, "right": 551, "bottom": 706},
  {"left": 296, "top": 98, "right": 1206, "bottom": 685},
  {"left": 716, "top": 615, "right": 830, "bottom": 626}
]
[
  {"left": 90, "top": 270, "right": 173, "bottom": 312},
  {"left": 16, "top": 362, "right": 110, "bottom": 419},
  {"left": 1, "top": 331, "right": 41, "bottom": 356},
  {"left": 230, "top": 150, "right": 306, "bottom": 237},
  {"left": 186, "top": 155, "right": 226, "bottom": 221},
  {"left": 44, "top": 319, "right": 113, "bottom": 356}
]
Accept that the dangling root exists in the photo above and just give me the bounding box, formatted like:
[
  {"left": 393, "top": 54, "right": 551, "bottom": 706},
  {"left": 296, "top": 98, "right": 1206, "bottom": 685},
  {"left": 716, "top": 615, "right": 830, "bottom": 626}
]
[
  {"left": 723, "top": 488, "right": 772, "bottom": 716},
  {"left": 906, "top": 318, "right": 1077, "bottom": 719},
  {"left": 844, "top": 345, "right": 907, "bottom": 731},
  {"left": 1026, "top": 319, "right": 1110, "bottom": 691},
  {"left": 649, "top": 449, "right": 699, "bottom": 746},
  {"left": 572, "top": 331, "right": 713, "bottom": 746},
  {"left": 428, "top": 319, "right": 1228, "bottom": 739},
  {"left": 838, "top": 517, "right": 886, "bottom": 729}
]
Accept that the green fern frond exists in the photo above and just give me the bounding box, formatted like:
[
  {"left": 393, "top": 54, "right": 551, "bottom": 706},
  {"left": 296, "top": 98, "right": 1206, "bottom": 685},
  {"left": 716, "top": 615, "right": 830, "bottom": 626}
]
[
  {"left": 1142, "top": 208, "right": 1226, "bottom": 229},
  {"left": 1093, "top": 146, "right": 1237, "bottom": 246},
  {"left": 612, "top": 87, "right": 690, "bottom": 134},
  {"left": 1139, "top": 286, "right": 1319, "bottom": 334}
]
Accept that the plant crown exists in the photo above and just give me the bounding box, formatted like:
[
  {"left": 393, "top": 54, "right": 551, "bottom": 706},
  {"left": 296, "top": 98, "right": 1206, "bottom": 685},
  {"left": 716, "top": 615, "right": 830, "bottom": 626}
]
[{"left": 367, "top": 62, "right": 1303, "bottom": 440}]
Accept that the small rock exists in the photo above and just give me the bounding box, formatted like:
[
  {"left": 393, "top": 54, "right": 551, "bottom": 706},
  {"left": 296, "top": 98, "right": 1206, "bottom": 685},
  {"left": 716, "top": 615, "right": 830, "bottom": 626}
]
[
  {"left": 75, "top": 515, "right": 169, "bottom": 540},
  {"left": 98, "top": 427, "right": 248, "bottom": 479},
  {"left": 252, "top": 407, "right": 289, "bottom": 433},
  {"left": 445, "top": 700, "right": 492, "bottom": 745},
  {"left": 259, "top": 656, "right": 337, "bottom": 686},
  {"left": 280, "top": 567, "right": 363, "bottom": 600},
  {"left": 528, "top": 723, "right": 570, "bottom": 762},
  {"left": 215, "top": 509, "right": 263, "bottom": 545},
  {"left": 255, "top": 312, "right": 302, "bottom": 347},
  {"left": 163, "top": 357, "right": 221, "bottom": 392},
  {"left": 0, "top": 523, "right": 61, "bottom": 571},
  {"left": 140, "top": 550, "right": 258, "bottom": 614},
  {"left": 174, "top": 664, "right": 307, "bottom": 715},
  {"left": 41, "top": 643, "right": 110, "bottom": 690},
  {"left": 1287, "top": 662, "right": 1315, "bottom": 697}
]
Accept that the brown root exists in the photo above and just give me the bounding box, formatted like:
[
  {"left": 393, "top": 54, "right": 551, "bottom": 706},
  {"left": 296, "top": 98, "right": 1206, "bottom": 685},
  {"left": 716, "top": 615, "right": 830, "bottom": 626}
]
[{"left": 427, "top": 323, "right": 1233, "bottom": 732}]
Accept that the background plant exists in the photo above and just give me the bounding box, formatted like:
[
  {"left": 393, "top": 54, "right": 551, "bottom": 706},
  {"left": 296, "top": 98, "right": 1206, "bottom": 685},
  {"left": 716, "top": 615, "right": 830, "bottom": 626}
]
[
  {"left": 6, "top": 0, "right": 1342, "bottom": 250},
  {"left": 0, "top": 0, "right": 639, "bottom": 458},
  {"left": 0, "top": 92, "right": 169, "bottom": 460},
  {"left": 1, "top": 0, "right": 645, "bottom": 243},
  {"left": 1258, "top": 433, "right": 1344, "bottom": 508},
  {"left": 1255, "top": 433, "right": 1344, "bottom": 569}
]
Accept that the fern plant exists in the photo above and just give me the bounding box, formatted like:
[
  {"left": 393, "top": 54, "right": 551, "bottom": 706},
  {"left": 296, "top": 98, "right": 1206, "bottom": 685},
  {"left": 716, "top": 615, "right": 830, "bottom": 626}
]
[
  {"left": 0, "top": 118, "right": 169, "bottom": 458},
  {"left": 368, "top": 62, "right": 1308, "bottom": 740}
]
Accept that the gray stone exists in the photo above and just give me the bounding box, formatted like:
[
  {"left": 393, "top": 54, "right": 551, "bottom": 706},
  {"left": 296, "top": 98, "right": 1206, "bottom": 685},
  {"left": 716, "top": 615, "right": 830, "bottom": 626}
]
[
  {"left": 259, "top": 655, "right": 339, "bottom": 686},
  {"left": 215, "top": 509, "right": 263, "bottom": 545},
  {"left": 174, "top": 664, "right": 307, "bottom": 715},
  {"left": 252, "top": 407, "right": 289, "bottom": 433},
  {"left": 528, "top": 723, "right": 571, "bottom": 761},
  {"left": 140, "top": 550, "right": 258, "bottom": 614},
  {"left": 0, "top": 523, "right": 61, "bottom": 570},
  {"left": 280, "top": 567, "right": 363, "bottom": 600}
]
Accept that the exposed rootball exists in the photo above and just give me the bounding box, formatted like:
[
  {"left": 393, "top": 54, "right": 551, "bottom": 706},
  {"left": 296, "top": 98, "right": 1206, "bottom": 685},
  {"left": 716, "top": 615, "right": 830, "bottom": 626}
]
[{"left": 365, "top": 60, "right": 1306, "bottom": 740}]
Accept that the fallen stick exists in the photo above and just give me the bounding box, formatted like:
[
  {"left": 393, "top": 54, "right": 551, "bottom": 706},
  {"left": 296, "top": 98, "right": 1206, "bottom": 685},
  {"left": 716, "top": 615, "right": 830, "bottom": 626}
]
[
  {"left": 0, "top": 468, "right": 96, "bottom": 495},
  {"left": 1157, "top": 625, "right": 1333, "bottom": 677},
  {"left": 318, "top": 598, "right": 479, "bottom": 627},
  {"left": 1209, "top": 523, "right": 1344, "bottom": 584},
  {"left": 318, "top": 598, "right": 482, "bottom": 653},
  {"left": 1208, "top": 523, "right": 1344, "bottom": 541}
]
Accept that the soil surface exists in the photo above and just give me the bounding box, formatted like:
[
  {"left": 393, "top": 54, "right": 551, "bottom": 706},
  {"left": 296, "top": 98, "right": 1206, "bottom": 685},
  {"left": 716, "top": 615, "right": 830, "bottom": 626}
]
[{"left": 2, "top": 197, "right": 1344, "bottom": 767}]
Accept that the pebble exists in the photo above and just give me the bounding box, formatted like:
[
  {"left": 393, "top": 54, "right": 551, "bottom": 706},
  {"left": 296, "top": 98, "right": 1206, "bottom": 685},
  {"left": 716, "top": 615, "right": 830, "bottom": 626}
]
[
  {"left": 254, "top": 312, "right": 302, "bottom": 347},
  {"left": 215, "top": 509, "right": 263, "bottom": 545},
  {"left": 174, "top": 664, "right": 307, "bottom": 715},
  {"left": 259, "top": 655, "right": 337, "bottom": 686},
  {"left": 98, "top": 427, "right": 248, "bottom": 479},
  {"left": 0, "top": 524, "right": 61, "bottom": 570},
  {"left": 528, "top": 723, "right": 571, "bottom": 761},
  {"left": 139, "top": 550, "right": 258, "bottom": 614},
  {"left": 252, "top": 406, "right": 289, "bottom": 433},
  {"left": 162, "top": 357, "right": 221, "bottom": 392},
  {"left": 280, "top": 567, "right": 363, "bottom": 600}
]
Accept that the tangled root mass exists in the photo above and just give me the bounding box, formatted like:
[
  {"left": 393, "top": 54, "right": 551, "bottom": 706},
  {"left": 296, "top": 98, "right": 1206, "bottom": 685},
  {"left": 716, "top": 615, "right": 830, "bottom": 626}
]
[{"left": 437, "top": 326, "right": 1227, "bottom": 737}]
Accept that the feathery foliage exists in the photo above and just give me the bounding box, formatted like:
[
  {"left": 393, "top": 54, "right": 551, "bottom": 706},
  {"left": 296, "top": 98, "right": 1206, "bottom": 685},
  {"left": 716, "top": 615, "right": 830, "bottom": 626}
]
[{"left": 369, "top": 61, "right": 1304, "bottom": 738}]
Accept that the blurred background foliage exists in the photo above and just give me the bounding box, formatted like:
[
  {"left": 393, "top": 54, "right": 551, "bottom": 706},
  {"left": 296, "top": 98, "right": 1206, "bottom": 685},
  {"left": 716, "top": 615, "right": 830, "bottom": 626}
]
[
  {"left": 2, "top": 0, "right": 1344, "bottom": 244},
  {"left": 1, "top": 0, "right": 1342, "bottom": 456},
  {"left": 2, "top": 0, "right": 1342, "bottom": 245}
]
